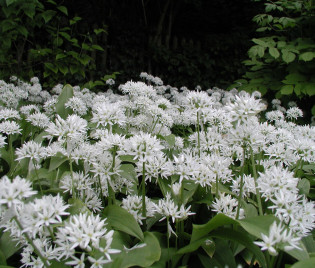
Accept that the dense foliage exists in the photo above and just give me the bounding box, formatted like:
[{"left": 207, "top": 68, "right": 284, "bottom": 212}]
[
  {"left": 230, "top": 0, "right": 315, "bottom": 116},
  {"left": 0, "top": 74, "right": 314, "bottom": 267}
]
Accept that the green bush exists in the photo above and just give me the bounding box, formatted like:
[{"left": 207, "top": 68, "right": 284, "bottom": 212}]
[
  {"left": 0, "top": 0, "right": 107, "bottom": 88},
  {"left": 230, "top": 0, "right": 315, "bottom": 116}
]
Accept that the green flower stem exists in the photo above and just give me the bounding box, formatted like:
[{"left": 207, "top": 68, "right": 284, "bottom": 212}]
[
  {"left": 196, "top": 111, "right": 201, "bottom": 158},
  {"left": 69, "top": 157, "right": 76, "bottom": 198},
  {"left": 294, "top": 158, "right": 303, "bottom": 177},
  {"left": 141, "top": 161, "right": 147, "bottom": 230},
  {"left": 236, "top": 147, "right": 246, "bottom": 220},
  {"left": 235, "top": 174, "right": 244, "bottom": 220},
  {"left": 166, "top": 216, "right": 170, "bottom": 268},
  {"left": 108, "top": 147, "right": 118, "bottom": 205},
  {"left": 32, "top": 159, "right": 43, "bottom": 195},
  {"left": 13, "top": 216, "right": 50, "bottom": 267},
  {"left": 8, "top": 135, "right": 16, "bottom": 177},
  {"left": 215, "top": 175, "right": 219, "bottom": 197},
  {"left": 250, "top": 148, "right": 263, "bottom": 216}
]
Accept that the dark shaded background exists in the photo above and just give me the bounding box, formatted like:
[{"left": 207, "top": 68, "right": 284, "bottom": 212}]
[{"left": 64, "top": 0, "right": 262, "bottom": 89}]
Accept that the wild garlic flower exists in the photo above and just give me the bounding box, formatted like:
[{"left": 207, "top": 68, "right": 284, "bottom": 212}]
[
  {"left": 0, "top": 108, "right": 20, "bottom": 121},
  {"left": 257, "top": 166, "right": 299, "bottom": 201},
  {"left": 185, "top": 91, "right": 213, "bottom": 110},
  {"left": 19, "top": 104, "right": 40, "bottom": 116},
  {"left": 55, "top": 213, "right": 113, "bottom": 253},
  {"left": 122, "top": 132, "right": 164, "bottom": 163},
  {"left": 65, "top": 96, "right": 88, "bottom": 116},
  {"left": 254, "top": 221, "right": 301, "bottom": 256},
  {"left": 225, "top": 92, "right": 266, "bottom": 124},
  {"left": 15, "top": 140, "right": 44, "bottom": 162},
  {"left": 286, "top": 107, "right": 303, "bottom": 120},
  {"left": 120, "top": 81, "right": 157, "bottom": 98},
  {"left": 91, "top": 101, "right": 126, "bottom": 128},
  {"left": 211, "top": 193, "right": 244, "bottom": 219},
  {"left": 0, "top": 176, "right": 36, "bottom": 208},
  {"left": 0, "top": 120, "right": 22, "bottom": 135},
  {"left": 45, "top": 114, "right": 87, "bottom": 141},
  {"left": 106, "top": 78, "right": 115, "bottom": 86},
  {"left": 154, "top": 193, "right": 194, "bottom": 223},
  {"left": 26, "top": 112, "right": 50, "bottom": 128},
  {"left": 121, "top": 195, "right": 156, "bottom": 224},
  {"left": 13, "top": 195, "right": 69, "bottom": 240}
]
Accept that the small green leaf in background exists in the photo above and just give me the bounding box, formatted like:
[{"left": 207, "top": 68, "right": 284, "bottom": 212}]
[
  {"left": 57, "top": 6, "right": 68, "bottom": 15},
  {"left": 282, "top": 50, "right": 296, "bottom": 63},
  {"left": 191, "top": 213, "right": 236, "bottom": 242},
  {"left": 299, "top": 52, "right": 314, "bottom": 62},
  {"left": 237, "top": 215, "right": 278, "bottom": 239},
  {"left": 103, "top": 205, "right": 144, "bottom": 241},
  {"left": 281, "top": 85, "right": 294, "bottom": 95},
  {"left": 0, "top": 249, "right": 6, "bottom": 265},
  {"left": 49, "top": 153, "right": 68, "bottom": 172},
  {"left": 290, "top": 257, "right": 315, "bottom": 268},
  {"left": 55, "top": 84, "right": 74, "bottom": 119},
  {"left": 298, "top": 178, "right": 310, "bottom": 195},
  {"left": 269, "top": 47, "right": 280, "bottom": 58},
  {"left": 118, "top": 232, "right": 161, "bottom": 268},
  {"left": 0, "top": 232, "right": 21, "bottom": 259}
]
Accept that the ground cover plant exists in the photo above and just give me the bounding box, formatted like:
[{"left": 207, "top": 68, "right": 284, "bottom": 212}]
[{"left": 0, "top": 73, "right": 315, "bottom": 267}]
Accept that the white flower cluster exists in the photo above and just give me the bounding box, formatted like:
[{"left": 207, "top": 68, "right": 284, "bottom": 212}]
[{"left": 0, "top": 75, "right": 314, "bottom": 265}]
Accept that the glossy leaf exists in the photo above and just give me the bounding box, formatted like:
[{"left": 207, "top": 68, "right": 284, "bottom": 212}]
[
  {"left": 103, "top": 205, "right": 144, "bottom": 241},
  {"left": 55, "top": 84, "right": 74, "bottom": 119}
]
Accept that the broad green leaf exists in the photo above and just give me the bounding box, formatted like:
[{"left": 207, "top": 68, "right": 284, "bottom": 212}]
[
  {"left": 0, "top": 232, "right": 20, "bottom": 259},
  {"left": 150, "top": 247, "right": 177, "bottom": 268},
  {"left": 119, "top": 155, "right": 137, "bottom": 163},
  {"left": 312, "top": 104, "right": 315, "bottom": 116},
  {"left": 49, "top": 153, "right": 68, "bottom": 172},
  {"left": 198, "top": 253, "right": 222, "bottom": 268},
  {"left": 257, "top": 46, "right": 265, "bottom": 57},
  {"left": 41, "top": 10, "right": 56, "bottom": 23},
  {"left": 94, "top": 28, "right": 107, "bottom": 35},
  {"left": 45, "top": 62, "right": 58, "bottom": 74},
  {"left": 285, "top": 242, "right": 310, "bottom": 261},
  {"left": 119, "top": 164, "right": 137, "bottom": 183},
  {"left": 0, "top": 249, "right": 6, "bottom": 265},
  {"left": 213, "top": 239, "right": 237, "bottom": 268},
  {"left": 305, "top": 84, "right": 315, "bottom": 96},
  {"left": 298, "top": 178, "right": 310, "bottom": 195},
  {"left": 57, "top": 6, "right": 68, "bottom": 15},
  {"left": 103, "top": 205, "right": 144, "bottom": 241},
  {"left": 55, "top": 84, "right": 74, "bottom": 119},
  {"left": 5, "top": 0, "right": 16, "bottom": 6},
  {"left": 242, "top": 202, "right": 258, "bottom": 218},
  {"left": 191, "top": 213, "right": 236, "bottom": 242},
  {"left": 68, "top": 198, "right": 89, "bottom": 215},
  {"left": 91, "top": 45, "right": 104, "bottom": 51},
  {"left": 269, "top": 47, "right": 280, "bottom": 59},
  {"left": 177, "top": 236, "right": 212, "bottom": 254},
  {"left": 290, "top": 258, "right": 315, "bottom": 268},
  {"left": 302, "top": 235, "right": 315, "bottom": 253},
  {"left": 252, "top": 38, "right": 268, "bottom": 48},
  {"left": 56, "top": 53, "right": 67, "bottom": 60},
  {"left": 299, "top": 52, "right": 315, "bottom": 62},
  {"left": 237, "top": 215, "right": 279, "bottom": 239},
  {"left": 164, "top": 134, "right": 176, "bottom": 147},
  {"left": 282, "top": 73, "right": 305, "bottom": 84},
  {"left": 211, "top": 228, "right": 267, "bottom": 268},
  {"left": 281, "top": 85, "right": 294, "bottom": 95},
  {"left": 282, "top": 50, "right": 296, "bottom": 63},
  {"left": 0, "top": 266, "right": 16, "bottom": 268},
  {"left": 117, "top": 232, "right": 161, "bottom": 268}
]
